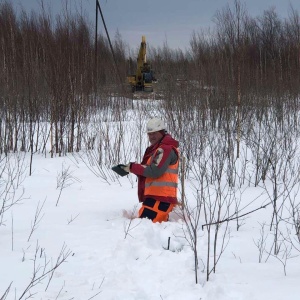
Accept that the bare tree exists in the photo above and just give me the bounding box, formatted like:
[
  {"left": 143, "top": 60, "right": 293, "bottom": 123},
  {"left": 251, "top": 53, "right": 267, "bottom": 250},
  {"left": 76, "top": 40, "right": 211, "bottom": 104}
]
[
  {"left": 56, "top": 164, "right": 80, "bottom": 206},
  {"left": 0, "top": 153, "right": 27, "bottom": 225},
  {"left": 27, "top": 198, "right": 46, "bottom": 242},
  {"left": 17, "top": 241, "right": 72, "bottom": 299}
]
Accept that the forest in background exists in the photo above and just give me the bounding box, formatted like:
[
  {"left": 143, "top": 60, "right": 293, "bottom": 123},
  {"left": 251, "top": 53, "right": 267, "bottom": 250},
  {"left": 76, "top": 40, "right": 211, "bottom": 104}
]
[{"left": 0, "top": 0, "right": 300, "bottom": 157}]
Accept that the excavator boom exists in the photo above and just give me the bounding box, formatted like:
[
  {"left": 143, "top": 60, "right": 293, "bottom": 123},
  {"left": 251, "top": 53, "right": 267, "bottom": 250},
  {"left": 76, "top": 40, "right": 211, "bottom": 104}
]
[{"left": 136, "top": 36, "right": 146, "bottom": 80}]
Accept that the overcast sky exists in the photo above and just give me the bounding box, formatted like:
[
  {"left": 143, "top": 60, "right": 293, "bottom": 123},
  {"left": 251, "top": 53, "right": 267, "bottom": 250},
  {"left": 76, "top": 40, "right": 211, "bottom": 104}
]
[{"left": 10, "top": 0, "right": 300, "bottom": 50}]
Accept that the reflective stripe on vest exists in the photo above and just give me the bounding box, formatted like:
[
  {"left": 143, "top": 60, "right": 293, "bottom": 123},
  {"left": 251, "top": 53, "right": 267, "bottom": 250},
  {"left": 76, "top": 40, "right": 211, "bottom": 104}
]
[
  {"left": 144, "top": 147, "right": 179, "bottom": 198},
  {"left": 145, "top": 181, "right": 178, "bottom": 188}
]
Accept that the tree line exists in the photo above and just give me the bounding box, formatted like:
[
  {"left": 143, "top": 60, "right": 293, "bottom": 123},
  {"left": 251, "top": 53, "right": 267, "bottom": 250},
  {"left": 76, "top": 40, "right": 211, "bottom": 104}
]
[{"left": 0, "top": 0, "right": 300, "bottom": 156}]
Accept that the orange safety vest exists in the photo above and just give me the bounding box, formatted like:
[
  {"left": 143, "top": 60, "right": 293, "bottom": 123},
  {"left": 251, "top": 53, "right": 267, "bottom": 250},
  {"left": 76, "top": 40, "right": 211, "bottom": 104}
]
[{"left": 144, "top": 147, "right": 179, "bottom": 198}]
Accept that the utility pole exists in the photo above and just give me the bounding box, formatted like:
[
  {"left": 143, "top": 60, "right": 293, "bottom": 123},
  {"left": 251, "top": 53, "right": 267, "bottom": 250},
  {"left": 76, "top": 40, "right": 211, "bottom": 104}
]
[{"left": 95, "top": 0, "right": 99, "bottom": 87}]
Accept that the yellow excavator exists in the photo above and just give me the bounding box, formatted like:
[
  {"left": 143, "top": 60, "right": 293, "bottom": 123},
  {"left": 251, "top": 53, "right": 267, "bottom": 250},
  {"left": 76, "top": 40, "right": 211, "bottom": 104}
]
[{"left": 127, "top": 36, "right": 156, "bottom": 93}]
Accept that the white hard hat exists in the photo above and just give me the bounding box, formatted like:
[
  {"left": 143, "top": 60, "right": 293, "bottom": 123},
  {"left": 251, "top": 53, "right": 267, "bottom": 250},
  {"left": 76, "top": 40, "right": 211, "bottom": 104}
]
[{"left": 146, "top": 118, "right": 166, "bottom": 133}]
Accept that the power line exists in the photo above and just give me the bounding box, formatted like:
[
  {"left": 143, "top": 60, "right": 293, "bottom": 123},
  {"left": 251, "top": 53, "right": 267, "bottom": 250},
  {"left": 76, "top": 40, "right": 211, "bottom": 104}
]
[{"left": 95, "top": 0, "right": 126, "bottom": 94}]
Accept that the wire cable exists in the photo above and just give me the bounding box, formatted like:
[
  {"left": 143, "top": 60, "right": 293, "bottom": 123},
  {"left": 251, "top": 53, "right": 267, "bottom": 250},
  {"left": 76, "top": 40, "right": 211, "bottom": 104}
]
[{"left": 95, "top": 0, "right": 126, "bottom": 94}]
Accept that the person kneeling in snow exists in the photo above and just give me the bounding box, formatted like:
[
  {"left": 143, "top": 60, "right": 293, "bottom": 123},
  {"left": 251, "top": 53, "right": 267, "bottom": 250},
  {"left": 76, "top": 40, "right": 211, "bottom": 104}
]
[{"left": 121, "top": 118, "right": 179, "bottom": 223}]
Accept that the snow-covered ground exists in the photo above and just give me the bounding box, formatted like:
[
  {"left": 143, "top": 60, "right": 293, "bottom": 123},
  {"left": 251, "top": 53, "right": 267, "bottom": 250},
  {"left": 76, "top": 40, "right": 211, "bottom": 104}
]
[{"left": 1, "top": 144, "right": 300, "bottom": 299}]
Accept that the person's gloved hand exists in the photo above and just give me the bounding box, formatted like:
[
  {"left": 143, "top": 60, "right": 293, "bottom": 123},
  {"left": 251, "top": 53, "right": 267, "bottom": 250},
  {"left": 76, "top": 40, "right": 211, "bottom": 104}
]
[{"left": 119, "top": 163, "right": 131, "bottom": 173}]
